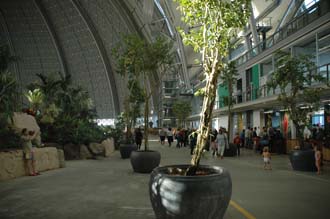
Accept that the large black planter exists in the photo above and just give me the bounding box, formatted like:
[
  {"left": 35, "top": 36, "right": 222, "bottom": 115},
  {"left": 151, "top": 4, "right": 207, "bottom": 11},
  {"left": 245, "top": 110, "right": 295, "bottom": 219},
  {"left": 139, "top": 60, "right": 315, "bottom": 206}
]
[
  {"left": 130, "top": 150, "right": 161, "bottom": 173},
  {"left": 149, "top": 165, "right": 232, "bottom": 219},
  {"left": 289, "top": 149, "right": 316, "bottom": 172},
  {"left": 119, "top": 144, "right": 137, "bottom": 159},
  {"left": 224, "top": 143, "right": 237, "bottom": 157}
]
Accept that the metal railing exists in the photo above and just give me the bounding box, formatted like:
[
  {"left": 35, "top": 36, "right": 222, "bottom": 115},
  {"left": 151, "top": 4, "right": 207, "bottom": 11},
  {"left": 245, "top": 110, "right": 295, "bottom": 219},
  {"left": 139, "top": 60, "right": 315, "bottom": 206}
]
[
  {"left": 214, "top": 63, "right": 330, "bottom": 109},
  {"left": 235, "top": 0, "right": 330, "bottom": 66}
]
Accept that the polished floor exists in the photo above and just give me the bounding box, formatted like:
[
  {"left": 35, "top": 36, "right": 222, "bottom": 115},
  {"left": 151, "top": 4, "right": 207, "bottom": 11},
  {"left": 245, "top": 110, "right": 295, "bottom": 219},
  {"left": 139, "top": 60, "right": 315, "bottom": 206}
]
[{"left": 0, "top": 137, "right": 329, "bottom": 219}]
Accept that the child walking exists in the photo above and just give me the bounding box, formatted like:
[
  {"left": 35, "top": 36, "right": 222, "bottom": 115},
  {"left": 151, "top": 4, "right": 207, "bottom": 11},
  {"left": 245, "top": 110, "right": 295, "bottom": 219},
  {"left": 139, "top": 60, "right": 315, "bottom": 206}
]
[
  {"left": 314, "top": 145, "right": 322, "bottom": 175},
  {"left": 233, "top": 132, "right": 241, "bottom": 156},
  {"left": 262, "top": 147, "right": 272, "bottom": 170}
]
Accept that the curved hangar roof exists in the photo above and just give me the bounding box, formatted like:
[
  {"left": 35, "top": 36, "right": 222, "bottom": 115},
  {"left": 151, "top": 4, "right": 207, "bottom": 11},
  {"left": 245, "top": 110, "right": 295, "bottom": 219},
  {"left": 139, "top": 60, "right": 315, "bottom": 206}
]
[{"left": 0, "top": 0, "right": 188, "bottom": 119}]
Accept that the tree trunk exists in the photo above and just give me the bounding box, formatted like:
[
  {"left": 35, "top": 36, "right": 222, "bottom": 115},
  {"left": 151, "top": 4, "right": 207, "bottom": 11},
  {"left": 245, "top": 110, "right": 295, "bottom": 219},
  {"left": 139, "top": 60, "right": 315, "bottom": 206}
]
[
  {"left": 143, "top": 92, "right": 150, "bottom": 151},
  {"left": 227, "top": 82, "right": 233, "bottom": 141},
  {"left": 293, "top": 120, "right": 303, "bottom": 147},
  {"left": 190, "top": 64, "right": 219, "bottom": 168},
  {"left": 227, "top": 105, "right": 232, "bottom": 142}
]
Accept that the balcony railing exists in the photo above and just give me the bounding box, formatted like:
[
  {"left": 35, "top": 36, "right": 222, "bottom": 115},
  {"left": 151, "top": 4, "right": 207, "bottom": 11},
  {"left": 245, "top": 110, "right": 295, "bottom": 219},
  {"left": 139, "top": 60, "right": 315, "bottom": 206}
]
[
  {"left": 214, "top": 63, "right": 330, "bottom": 110},
  {"left": 235, "top": 0, "right": 330, "bottom": 66}
]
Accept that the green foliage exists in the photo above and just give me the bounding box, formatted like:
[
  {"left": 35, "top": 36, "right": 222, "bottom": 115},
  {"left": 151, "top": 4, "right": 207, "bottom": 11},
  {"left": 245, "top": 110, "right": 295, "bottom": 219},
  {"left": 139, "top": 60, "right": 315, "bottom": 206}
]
[
  {"left": 194, "top": 87, "right": 205, "bottom": 97},
  {"left": 25, "top": 88, "right": 44, "bottom": 113},
  {"left": 172, "top": 100, "right": 192, "bottom": 127},
  {"left": 0, "top": 71, "right": 18, "bottom": 121},
  {"left": 29, "top": 72, "right": 102, "bottom": 145},
  {"left": 27, "top": 73, "right": 61, "bottom": 104},
  {"left": 175, "top": 0, "right": 251, "bottom": 168},
  {"left": 113, "top": 34, "right": 174, "bottom": 149},
  {"left": 40, "top": 103, "right": 60, "bottom": 124},
  {"left": 103, "top": 113, "right": 126, "bottom": 149},
  {"left": 0, "top": 45, "right": 17, "bottom": 72},
  {"left": 0, "top": 44, "right": 20, "bottom": 149},
  {"left": 267, "top": 51, "right": 324, "bottom": 141},
  {"left": 0, "top": 126, "right": 21, "bottom": 149},
  {"left": 176, "top": 0, "right": 250, "bottom": 58},
  {"left": 220, "top": 61, "right": 238, "bottom": 107}
]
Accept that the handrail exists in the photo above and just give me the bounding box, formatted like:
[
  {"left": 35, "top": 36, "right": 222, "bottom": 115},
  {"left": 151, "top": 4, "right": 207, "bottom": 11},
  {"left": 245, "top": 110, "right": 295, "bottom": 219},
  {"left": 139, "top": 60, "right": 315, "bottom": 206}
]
[
  {"left": 215, "top": 62, "right": 330, "bottom": 109},
  {"left": 234, "top": 0, "right": 329, "bottom": 66}
]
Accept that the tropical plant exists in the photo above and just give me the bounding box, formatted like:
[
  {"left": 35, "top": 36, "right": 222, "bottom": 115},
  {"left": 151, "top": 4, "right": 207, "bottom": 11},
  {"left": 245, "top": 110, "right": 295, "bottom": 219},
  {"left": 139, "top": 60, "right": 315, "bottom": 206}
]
[
  {"left": 113, "top": 34, "right": 174, "bottom": 150},
  {"left": 29, "top": 72, "right": 102, "bottom": 145},
  {"left": 0, "top": 44, "right": 17, "bottom": 72},
  {"left": 172, "top": 100, "right": 192, "bottom": 128},
  {"left": 267, "top": 51, "right": 324, "bottom": 145},
  {"left": 27, "top": 73, "right": 61, "bottom": 105},
  {"left": 25, "top": 88, "right": 44, "bottom": 114},
  {"left": 103, "top": 113, "right": 126, "bottom": 149},
  {"left": 0, "top": 71, "right": 18, "bottom": 122},
  {"left": 0, "top": 44, "right": 20, "bottom": 149},
  {"left": 220, "top": 61, "right": 238, "bottom": 140},
  {"left": 175, "top": 0, "right": 251, "bottom": 174}
]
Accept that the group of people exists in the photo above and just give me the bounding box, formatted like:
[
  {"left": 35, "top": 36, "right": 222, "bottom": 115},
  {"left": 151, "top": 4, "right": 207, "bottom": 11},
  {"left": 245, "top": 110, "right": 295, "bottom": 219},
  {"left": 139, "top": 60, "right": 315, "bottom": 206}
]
[
  {"left": 210, "top": 127, "right": 229, "bottom": 159},
  {"left": 238, "top": 126, "right": 285, "bottom": 154},
  {"left": 158, "top": 127, "right": 191, "bottom": 148}
]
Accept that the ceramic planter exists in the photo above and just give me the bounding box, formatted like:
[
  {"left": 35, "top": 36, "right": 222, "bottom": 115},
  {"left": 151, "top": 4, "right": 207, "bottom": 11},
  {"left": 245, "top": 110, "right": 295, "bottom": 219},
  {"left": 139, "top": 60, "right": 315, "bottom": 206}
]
[
  {"left": 149, "top": 164, "right": 232, "bottom": 219},
  {"left": 130, "top": 150, "right": 161, "bottom": 173}
]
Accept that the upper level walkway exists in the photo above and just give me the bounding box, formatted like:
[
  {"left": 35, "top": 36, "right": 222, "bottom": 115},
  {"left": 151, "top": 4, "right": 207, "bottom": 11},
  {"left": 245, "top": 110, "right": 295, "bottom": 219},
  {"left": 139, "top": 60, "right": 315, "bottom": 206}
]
[{"left": 0, "top": 136, "right": 329, "bottom": 219}]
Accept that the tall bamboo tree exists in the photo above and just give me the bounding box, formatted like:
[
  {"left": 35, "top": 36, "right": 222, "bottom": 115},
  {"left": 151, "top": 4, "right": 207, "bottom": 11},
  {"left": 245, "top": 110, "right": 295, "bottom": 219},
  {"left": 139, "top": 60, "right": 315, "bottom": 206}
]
[{"left": 175, "top": 0, "right": 250, "bottom": 172}]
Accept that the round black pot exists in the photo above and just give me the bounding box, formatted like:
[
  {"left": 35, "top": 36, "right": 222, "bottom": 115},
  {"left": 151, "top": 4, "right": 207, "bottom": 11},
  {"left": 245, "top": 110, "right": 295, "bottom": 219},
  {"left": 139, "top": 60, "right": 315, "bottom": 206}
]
[
  {"left": 130, "top": 150, "right": 161, "bottom": 173},
  {"left": 119, "top": 144, "right": 137, "bottom": 159},
  {"left": 224, "top": 143, "right": 237, "bottom": 157},
  {"left": 149, "top": 164, "right": 232, "bottom": 219},
  {"left": 289, "top": 149, "right": 316, "bottom": 171}
]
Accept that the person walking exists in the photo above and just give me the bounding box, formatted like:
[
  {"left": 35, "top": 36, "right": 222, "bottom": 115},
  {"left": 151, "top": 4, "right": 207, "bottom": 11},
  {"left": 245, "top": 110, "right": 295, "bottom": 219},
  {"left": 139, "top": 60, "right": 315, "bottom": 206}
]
[
  {"left": 314, "top": 144, "right": 322, "bottom": 175},
  {"left": 233, "top": 132, "right": 241, "bottom": 156},
  {"left": 189, "top": 130, "right": 198, "bottom": 155},
  {"left": 262, "top": 146, "right": 272, "bottom": 170},
  {"left": 210, "top": 128, "right": 218, "bottom": 157},
  {"left": 134, "top": 128, "right": 143, "bottom": 150},
  {"left": 167, "top": 127, "right": 173, "bottom": 147},
  {"left": 216, "top": 128, "right": 227, "bottom": 159},
  {"left": 159, "top": 128, "right": 166, "bottom": 145}
]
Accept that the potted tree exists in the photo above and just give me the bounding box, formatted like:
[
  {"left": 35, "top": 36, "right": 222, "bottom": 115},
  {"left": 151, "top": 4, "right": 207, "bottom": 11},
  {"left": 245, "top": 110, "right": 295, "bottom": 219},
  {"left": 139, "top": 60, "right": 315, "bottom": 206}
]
[
  {"left": 149, "top": 1, "right": 251, "bottom": 218},
  {"left": 113, "top": 34, "right": 174, "bottom": 170},
  {"left": 172, "top": 100, "right": 192, "bottom": 128},
  {"left": 267, "top": 51, "right": 324, "bottom": 171}
]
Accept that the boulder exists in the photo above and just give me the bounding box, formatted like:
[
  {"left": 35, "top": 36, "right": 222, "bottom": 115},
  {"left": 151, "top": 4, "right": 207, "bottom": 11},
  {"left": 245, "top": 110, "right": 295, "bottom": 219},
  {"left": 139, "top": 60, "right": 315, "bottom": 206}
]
[
  {"left": 0, "top": 150, "right": 25, "bottom": 180},
  {"left": 57, "top": 149, "right": 65, "bottom": 168},
  {"left": 44, "top": 142, "right": 63, "bottom": 149},
  {"left": 34, "top": 147, "right": 60, "bottom": 171},
  {"left": 102, "top": 138, "right": 115, "bottom": 157},
  {"left": 89, "top": 143, "right": 104, "bottom": 156},
  {"left": 80, "top": 144, "right": 93, "bottom": 159},
  {"left": 63, "top": 144, "right": 80, "bottom": 160},
  {"left": 0, "top": 147, "right": 63, "bottom": 181},
  {"left": 11, "top": 112, "right": 42, "bottom": 147}
]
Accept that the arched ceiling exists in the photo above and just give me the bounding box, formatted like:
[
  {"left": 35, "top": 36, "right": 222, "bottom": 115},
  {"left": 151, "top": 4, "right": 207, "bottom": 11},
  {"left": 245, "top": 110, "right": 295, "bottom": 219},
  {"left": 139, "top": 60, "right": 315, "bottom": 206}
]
[
  {"left": 0, "top": 0, "right": 190, "bottom": 119},
  {"left": 0, "top": 0, "right": 297, "bottom": 119}
]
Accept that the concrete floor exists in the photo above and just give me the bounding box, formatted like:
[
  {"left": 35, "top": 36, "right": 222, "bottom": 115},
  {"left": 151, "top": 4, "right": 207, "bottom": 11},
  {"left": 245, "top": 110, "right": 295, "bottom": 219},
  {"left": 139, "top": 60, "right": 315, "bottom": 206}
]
[{"left": 0, "top": 137, "right": 330, "bottom": 219}]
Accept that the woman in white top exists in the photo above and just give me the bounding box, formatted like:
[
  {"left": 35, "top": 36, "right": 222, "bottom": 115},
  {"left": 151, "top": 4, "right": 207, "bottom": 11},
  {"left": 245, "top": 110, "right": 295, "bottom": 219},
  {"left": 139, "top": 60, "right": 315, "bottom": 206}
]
[
  {"left": 167, "top": 127, "right": 173, "bottom": 147},
  {"left": 216, "top": 129, "right": 227, "bottom": 159}
]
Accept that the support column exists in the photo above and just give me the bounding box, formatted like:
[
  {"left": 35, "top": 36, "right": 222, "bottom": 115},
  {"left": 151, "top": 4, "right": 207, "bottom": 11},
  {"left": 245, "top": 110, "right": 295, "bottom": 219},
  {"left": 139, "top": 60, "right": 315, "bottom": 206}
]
[{"left": 249, "top": 2, "right": 260, "bottom": 53}]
